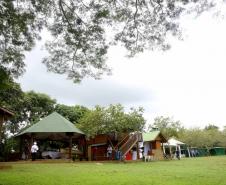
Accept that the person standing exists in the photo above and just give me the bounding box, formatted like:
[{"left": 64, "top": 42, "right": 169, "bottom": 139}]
[
  {"left": 115, "top": 146, "right": 121, "bottom": 160},
  {"left": 176, "top": 147, "right": 180, "bottom": 160},
  {"left": 31, "top": 142, "right": 39, "bottom": 161},
  {"left": 107, "top": 145, "right": 112, "bottom": 160}
]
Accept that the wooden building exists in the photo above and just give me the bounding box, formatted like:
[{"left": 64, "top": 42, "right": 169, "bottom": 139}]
[
  {"left": 142, "top": 131, "right": 167, "bottom": 160},
  {"left": 86, "top": 132, "right": 142, "bottom": 161}
]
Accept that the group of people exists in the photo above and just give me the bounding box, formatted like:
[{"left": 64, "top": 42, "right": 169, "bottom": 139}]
[{"left": 107, "top": 145, "right": 122, "bottom": 160}]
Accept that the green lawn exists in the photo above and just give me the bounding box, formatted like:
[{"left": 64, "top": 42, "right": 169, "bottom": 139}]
[{"left": 1, "top": 156, "right": 226, "bottom": 185}]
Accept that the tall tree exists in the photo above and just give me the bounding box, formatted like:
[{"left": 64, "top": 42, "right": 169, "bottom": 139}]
[
  {"left": 0, "top": 80, "right": 24, "bottom": 143},
  {"left": 77, "top": 104, "right": 145, "bottom": 138},
  {"left": 54, "top": 104, "right": 89, "bottom": 124},
  {"left": 149, "top": 116, "right": 183, "bottom": 139},
  {"left": 0, "top": 0, "right": 220, "bottom": 82},
  {"left": 0, "top": 89, "right": 57, "bottom": 135},
  {"left": 22, "top": 91, "right": 57, "bottom": 125}
]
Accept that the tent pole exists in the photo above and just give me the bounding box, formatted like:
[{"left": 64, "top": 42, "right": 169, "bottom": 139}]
[
  {"left": 187, "top": 147, "right": 191, "bottom": 158},
  {"left": 162, "top": 142, "right": 166, "bottom": 155},
  {"left": 178, "top": 145, "right": 181, "bottom": 158}
]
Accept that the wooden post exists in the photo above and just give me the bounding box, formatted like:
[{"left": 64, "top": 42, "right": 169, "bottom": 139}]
[
  {"left": 30, "top": 134, "right": 34, "bottom": 147},
  {"left": 0, "top": 115, "right": 4, "bottom": 142},
  {"left": 136, "top": 141, "right": 139, "bottom": 159},
  {"left": 69, "top": 135, "right": 72, "bottom": 160},
  {"left": 88, "top": 145, "right": 91, "bottom": 161},
  {"left": 19, "top": 136, "right": 23, "bottom": 159}
]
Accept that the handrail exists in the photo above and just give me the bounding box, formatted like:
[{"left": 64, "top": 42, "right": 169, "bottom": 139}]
[
  {"left": 119, "top": 132, "right": 140, "bottom": 157},
  {"left": 114, "top": 134, "right": 130, "bottom": 149}
]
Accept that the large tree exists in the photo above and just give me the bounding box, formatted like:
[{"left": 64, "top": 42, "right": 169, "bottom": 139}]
[
  {"left": 77, "top": 104, "right": 146, "bottom": 138},
  {"left": 149, "top": 116, "right": 184, "bottom": 139},
  {"left": 0, "top": 89, "right": 56, "bottom": 135},
  {"left": 54, "top": 104, "right": 89, "bottom": 124},
  {"left": 22, "top": 91, "right": 57, "bottom": 125},
  {"left": 0, "top": 0, "right": 219, "bottom": 82}
]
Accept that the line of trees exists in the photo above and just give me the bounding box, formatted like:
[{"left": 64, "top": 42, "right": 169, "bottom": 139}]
[{"left": 150, "top": 116, "right": 226, "bottom": 148}]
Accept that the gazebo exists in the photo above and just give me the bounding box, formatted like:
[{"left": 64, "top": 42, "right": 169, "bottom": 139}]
[
  {"left": 17, "top": 112, "right": 85, "bottom": 159},
  {"left": 0, "top": 107, "right": 14, "bottom": 142}
]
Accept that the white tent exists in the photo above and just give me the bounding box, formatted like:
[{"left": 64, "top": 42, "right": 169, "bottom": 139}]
[
  {"left": 167, "top": 138, "right": 185, "bottom": 146},
  {"left": 163, "top": 138, "right": 189, "bottom": 158}
]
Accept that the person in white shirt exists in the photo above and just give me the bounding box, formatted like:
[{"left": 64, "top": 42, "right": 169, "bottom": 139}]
[
  {"left": 31, "top": 142, "right": 39, "bottom": 161},
  {"left": 132, "top": 149, "right": 137, "bottom": 160},
  {"left": 107, "top": 145, "right": 112, "bottom": 160}
]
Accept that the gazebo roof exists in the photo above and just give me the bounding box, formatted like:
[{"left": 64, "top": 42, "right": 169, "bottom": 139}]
[
  {"left": 142, "top": 130, "right": 167, "bottom": 142},
  {"left": 18, "top": 112, "right": 84, "bottom": 136}
]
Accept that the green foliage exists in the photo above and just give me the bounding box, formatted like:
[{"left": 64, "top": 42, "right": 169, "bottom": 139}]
[
  {"left": 77, "top": 104, "right": 145, "bottom": 138},
  {"left": 179, "top": 127, "right": 226, "bottom": 148},
  {"left": 0, "top": 87, "right": 56, "bottom": 135},
  {"left": 54, "top": 104, "right": 89, "bottom": 124},
  {"left": 0, "top": 0, "right": 49, "bottom": 78},
  {"left": 22, "top": 91, "right": 56, "bottom": 124},
  {"left": 0, "top": 79, "right": 25, "bottom": 135},
  {"left": 0, "top": 137, "right": 19, "bottom": 161},
  {"left": 150, "top": 117, "right": 226, "bottom": 148},
  {"left": 149, "top": 116, "right": 184, "bottom": 139},
  {"left": 204, "top": 124, "right": 219, "bottom": 131},
  {"left": 0, "top": 0, "right": 217, "bottom": 82},
  {"left": 0, "top": 66, "right": 13, "bottom": 89}
]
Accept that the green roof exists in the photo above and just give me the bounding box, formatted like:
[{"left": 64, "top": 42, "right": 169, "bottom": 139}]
[
  {"left": 142, "top": 131, "right": 164, "bottom": 142},
  {"left": 18, "top": 112, "right": 84, "bottom": 135}
]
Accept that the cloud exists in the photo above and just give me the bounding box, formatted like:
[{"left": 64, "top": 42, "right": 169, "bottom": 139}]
[{"left": 19, "top": 43, "right": 153, "bottom": 107}]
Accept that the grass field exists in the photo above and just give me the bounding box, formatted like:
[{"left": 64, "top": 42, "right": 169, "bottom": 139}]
[{"left": 1, "top": 156, "right": 226, "bottom": 185}]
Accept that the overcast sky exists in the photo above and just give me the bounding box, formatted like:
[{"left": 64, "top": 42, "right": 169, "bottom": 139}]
[{"left": 18, "top": 4, "right": 226, "bottom": 129}]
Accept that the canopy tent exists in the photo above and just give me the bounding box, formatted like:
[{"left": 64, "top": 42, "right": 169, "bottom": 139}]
[
  {"left": 17, "top": 112, "right": 85, "bottom": 159},
  {"left": 166, "top": 138, "right": 185, "bottom": 146},
  {"left": 163, "top": 138, "right": 188, "bottom": 158}
]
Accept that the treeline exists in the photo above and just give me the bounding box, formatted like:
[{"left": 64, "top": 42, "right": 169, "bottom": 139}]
[{"left": 150, "top": 116, "right": 226, "bottom": 148}]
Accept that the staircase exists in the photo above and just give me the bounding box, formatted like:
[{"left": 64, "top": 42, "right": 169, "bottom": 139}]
[{"left": 119, "top": 132, "right": 142, "bottom": 158}]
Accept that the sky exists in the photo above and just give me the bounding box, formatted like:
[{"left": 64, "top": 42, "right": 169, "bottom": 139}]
[{"left": 18, "top": 3, "right": 226, "bottom": 129}]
